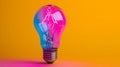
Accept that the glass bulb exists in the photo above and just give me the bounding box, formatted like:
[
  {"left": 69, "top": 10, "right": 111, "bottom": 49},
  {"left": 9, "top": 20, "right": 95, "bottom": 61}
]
[{"left": 34, "top": 5, "right": 66, "bottom": 64}]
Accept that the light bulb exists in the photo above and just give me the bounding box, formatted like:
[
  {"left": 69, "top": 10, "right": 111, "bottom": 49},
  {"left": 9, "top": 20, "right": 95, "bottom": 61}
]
[{"left": 34, "top": 5, "right": 66, "bottom": 64}]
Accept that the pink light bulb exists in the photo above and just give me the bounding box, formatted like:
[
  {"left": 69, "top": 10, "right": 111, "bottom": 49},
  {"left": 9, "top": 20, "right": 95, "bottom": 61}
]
[{"left": 34, "top": 5, "right": 66, "bottom": 63}]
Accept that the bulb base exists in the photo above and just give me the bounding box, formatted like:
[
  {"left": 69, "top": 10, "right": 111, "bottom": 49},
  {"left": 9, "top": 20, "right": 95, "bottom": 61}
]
[{"left": 43, "top": 48, "right": 57, "bottom": 64}]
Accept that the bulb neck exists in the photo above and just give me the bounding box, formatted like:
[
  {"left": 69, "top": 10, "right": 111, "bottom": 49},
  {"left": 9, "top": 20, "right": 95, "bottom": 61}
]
[{"left": 43, "top": 48, "right": 57, "bottom": 64}]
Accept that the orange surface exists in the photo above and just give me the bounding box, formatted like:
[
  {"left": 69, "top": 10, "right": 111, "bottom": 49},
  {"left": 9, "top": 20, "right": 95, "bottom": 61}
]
[{"left": 0, "top": 0, "right": 120, "bottom": 66}]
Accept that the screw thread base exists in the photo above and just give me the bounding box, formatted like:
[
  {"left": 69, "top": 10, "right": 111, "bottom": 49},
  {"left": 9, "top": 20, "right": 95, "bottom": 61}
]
[{"left": 43, "top": 48, "right": 57, "bottom": 64}]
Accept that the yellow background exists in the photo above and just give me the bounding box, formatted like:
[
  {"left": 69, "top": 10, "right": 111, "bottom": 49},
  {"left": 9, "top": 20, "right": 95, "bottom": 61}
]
[{"left": 0, "top": 0, "right": 120, "bottom": 65}]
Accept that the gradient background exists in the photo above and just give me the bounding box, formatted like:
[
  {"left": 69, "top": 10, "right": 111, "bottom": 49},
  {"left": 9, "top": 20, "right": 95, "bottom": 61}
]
[{"left": 0, "top": 0, "right": 120, "bottom": 66}]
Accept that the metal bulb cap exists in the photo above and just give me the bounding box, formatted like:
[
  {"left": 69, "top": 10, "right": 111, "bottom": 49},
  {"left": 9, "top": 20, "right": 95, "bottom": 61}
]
[{"left": 43, "top": 48, "right": 57, "bottom": 64}]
